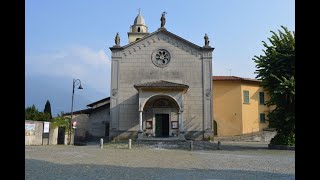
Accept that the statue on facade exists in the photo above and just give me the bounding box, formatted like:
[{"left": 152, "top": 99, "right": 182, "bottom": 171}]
[
  {"left": 204, "top": 33, "right": 210, "bottom": 47},
  {"left": 115, "top": 32, "right": 120, "bottom": 47},
  {"left": 160, "top": 11, "right": 167, "bottom": 28}
]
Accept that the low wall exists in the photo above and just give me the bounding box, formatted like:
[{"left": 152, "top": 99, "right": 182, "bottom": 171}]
[
  {"left": 214, "top": 130, "right": 277, "bottom": 142},
  {"left": 25, "top": 120, "right": 61, "bottom": 145},
  {"left": 49, "top": 127, "right": 58, "bottom": 145},
  {"left": 25, "top": 120, "right": 44, "bottom": 145}
]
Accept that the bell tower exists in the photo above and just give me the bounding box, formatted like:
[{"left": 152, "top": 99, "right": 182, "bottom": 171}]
[{"left": 128, "top": 9, "right": 149, "bottom": 43}]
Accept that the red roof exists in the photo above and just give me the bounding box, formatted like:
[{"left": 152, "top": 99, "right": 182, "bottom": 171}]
[{"left": 212, "top": 76, "right": 261, "bottom": 83}]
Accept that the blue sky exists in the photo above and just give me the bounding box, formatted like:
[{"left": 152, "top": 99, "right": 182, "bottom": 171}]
[{"left": 26, "top": 0, "right": 295, "bottom": 99}]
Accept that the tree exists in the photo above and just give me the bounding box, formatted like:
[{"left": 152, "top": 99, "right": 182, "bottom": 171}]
[
  {"left": 25, "top": 104, "right": 39, "bottom": 120},
  {"left": 253, "top": 26, "right": 295, "bottom": 146},
  {"left": 43, "top": 100, "right": 52, "bottom": 120},
  {"left": 25, "top": 104, "right": 51, "bottom": 121}
]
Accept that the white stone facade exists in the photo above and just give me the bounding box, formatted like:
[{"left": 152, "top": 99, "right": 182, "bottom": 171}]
[{"left": 109, "top": 28, "right": 214, "bottom": 140}]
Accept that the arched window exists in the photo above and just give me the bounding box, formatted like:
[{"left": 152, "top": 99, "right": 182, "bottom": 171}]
[{"left": 137, "top": 27, "right": 141, "bottom": 32}]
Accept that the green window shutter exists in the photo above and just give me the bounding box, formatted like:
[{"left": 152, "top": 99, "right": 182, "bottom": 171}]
[
  {"left": 259, "top": 92, "right": 265, "bottom": 105},
  {"left": 243, "top": 90, "right": 249, "bottom": 104},
  {"left": 260, "top": 113, "right": 266, "bottom": 123}
]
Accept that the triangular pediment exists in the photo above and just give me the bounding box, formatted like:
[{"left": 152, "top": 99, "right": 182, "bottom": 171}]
[
  {"left": 123, "top": 28, "right": 202, "bottom": 49},
  {"left": 114, "top": 28, "right": 212, "bottom": 57}
]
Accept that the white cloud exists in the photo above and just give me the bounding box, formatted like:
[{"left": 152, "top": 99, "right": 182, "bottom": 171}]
[{"left": 26, "top": 45, "right": 111, "bottom": 94}]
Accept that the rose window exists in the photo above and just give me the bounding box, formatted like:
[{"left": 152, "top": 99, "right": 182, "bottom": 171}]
[{"left": 152, "top": 49, "right": 171, "bottom": 67}]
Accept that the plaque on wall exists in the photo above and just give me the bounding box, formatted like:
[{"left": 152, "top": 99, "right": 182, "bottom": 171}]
[
  {"left": 146, "top": 121, "right": 153, "bottom": 129},
  {"left": 171, "top": 121, "right": 179, "bottom": 129}
]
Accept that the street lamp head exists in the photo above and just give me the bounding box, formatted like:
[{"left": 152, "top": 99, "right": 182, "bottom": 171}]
[{"left": 78, "top": 84, "right": 83, "bottom": 89}]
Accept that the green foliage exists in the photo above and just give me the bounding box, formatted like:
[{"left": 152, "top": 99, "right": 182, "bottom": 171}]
[
  {"left": 207, "top": 136, "right": 213, "bottom": 142},
  {"left": 50, "top": 112, "right": 71, "bottom": 131},
  {"left": 43, "top": 100, "right": 52, "bottom": 120},
  {"left": 34, "top": 112, "right": 51, "bottom": 121},
  {"left": 25, "top": 104, "right": 51, "bottom": 121},
  {"left": 270, "top": 132, "right": 295, "bottom": 146},
  {"left": 25, "top": 105, "right": 38, "bottom": 120},
  {"left": 253, "top": 26, "right": 295, "bottom": 146}
]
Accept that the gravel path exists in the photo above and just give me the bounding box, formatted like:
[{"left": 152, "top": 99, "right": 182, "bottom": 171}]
[{"left": 25, "top": 142, "right": 295, "bottom": 180}]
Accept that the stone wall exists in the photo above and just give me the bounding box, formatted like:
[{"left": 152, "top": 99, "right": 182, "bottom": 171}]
[
  {"left": 49, "top": 127, "right": 58, "bottom": 145},
  {"left": 25, "top": 120, "right": 44, "bottom": 145},
  {"left": 88, "top": 105, "right": 110, "bottom": 138},
  {"left": 25, "top": 120, "right": 61, "bottom": 145},
  {"left": 72, "top": 114, "right": 89, "bottom": 138},
  {"left": 214, "top": 130, "right": 277, "bottom": 142}
]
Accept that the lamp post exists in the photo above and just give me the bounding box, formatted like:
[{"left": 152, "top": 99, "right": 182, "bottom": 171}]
[{"left": 68, "top": 79, "right": 83, "bottom": 145}]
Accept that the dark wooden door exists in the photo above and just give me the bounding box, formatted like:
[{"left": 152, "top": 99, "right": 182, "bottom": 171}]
[
  {"left": 105, "top": 123, "right": 110, "bottom": 137},
  {"left": 57, "top": 127, "right": 65, "bottom": 145},
  {"left": 155, "top": 114, "right": 169, "bottom": 137},
  {"left": 162, "top": 114, "right": 169, "bottom": 137}
]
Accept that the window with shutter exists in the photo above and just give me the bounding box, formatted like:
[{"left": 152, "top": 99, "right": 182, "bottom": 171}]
[
  {"left": 259, "top": 92, "right": 265, "bottom": 105},
  {"left": 243, "top": 90, "right": 249, "bottom": 104},
  {"left": 260, "top": 113, "right": 266, "bottom": 123}
]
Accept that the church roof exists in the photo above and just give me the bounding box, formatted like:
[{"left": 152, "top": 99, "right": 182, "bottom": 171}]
[
  {"left": 120, "top": 28, "right": 213, "bottom": 51},
  {"left": 134, "top": 80, "right": 189, "bottom": 90}
]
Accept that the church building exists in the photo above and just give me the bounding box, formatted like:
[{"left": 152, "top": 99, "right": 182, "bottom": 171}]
[{"left": 109, "top": 11, "right": 214, "bottom": 140}]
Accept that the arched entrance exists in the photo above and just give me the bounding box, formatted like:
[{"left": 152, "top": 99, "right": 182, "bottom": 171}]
[
  {"left": 133, "top": 80, "right": 189, "bottom": 139},
  {"left": 142, "top": 95, "right": 181, "bottom": 137}
]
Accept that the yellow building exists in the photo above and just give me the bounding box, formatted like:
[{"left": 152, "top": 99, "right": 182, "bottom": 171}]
[{"left": 212, "top": 76, "right": 271, "bottom": 137}]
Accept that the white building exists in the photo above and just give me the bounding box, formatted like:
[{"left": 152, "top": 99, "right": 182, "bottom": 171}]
[{"left": 109, "top": 12, "right": 214, "bottom": 140}]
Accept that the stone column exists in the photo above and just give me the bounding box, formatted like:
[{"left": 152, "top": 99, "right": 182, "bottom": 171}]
[
  {"left": 139, "top": 111, "right": 143, "bottom": 132},
  {"left": 180, "top": 111, "right": 184, "bottom": 132},
  {"left": 178, "top": 112, "right": 182, "bottom": 132},
  {"left": 179, "top": 110, "right": 185, "bottom": 140},
  {"left": 201, "top": 47, "right": 214, "bottom": 140},
  {"left": 138, "top": 110, "right": 143, "bottom": 139}
]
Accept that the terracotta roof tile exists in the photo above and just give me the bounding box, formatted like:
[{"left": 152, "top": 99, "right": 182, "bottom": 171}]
[{"left": 212, "top": 76, "right": 261, "bottom": 83}]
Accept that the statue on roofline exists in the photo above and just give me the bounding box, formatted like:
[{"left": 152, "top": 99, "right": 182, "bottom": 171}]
[
  {"left": 204, "top": 33, "right": 210, "bottom": 47},
  {"left": 160, "top": 11, "right": 167, "bottom": 28},
  {"left": 115, "top": 32, "right": 120, "bottom": 47}
]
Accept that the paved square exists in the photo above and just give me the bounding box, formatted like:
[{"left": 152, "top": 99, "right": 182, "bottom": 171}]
[{"left": 25, "top": 142, "right": 295, "bottom": 180}]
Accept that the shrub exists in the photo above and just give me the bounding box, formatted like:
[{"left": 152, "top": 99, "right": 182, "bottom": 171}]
[{"left": 270, "top": 132, "right": 295, "bottom": 146}]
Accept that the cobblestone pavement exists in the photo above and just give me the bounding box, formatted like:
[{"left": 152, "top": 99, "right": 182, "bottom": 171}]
[{"left": 25, "top": 142, "right": 295, "bottom": 180}]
